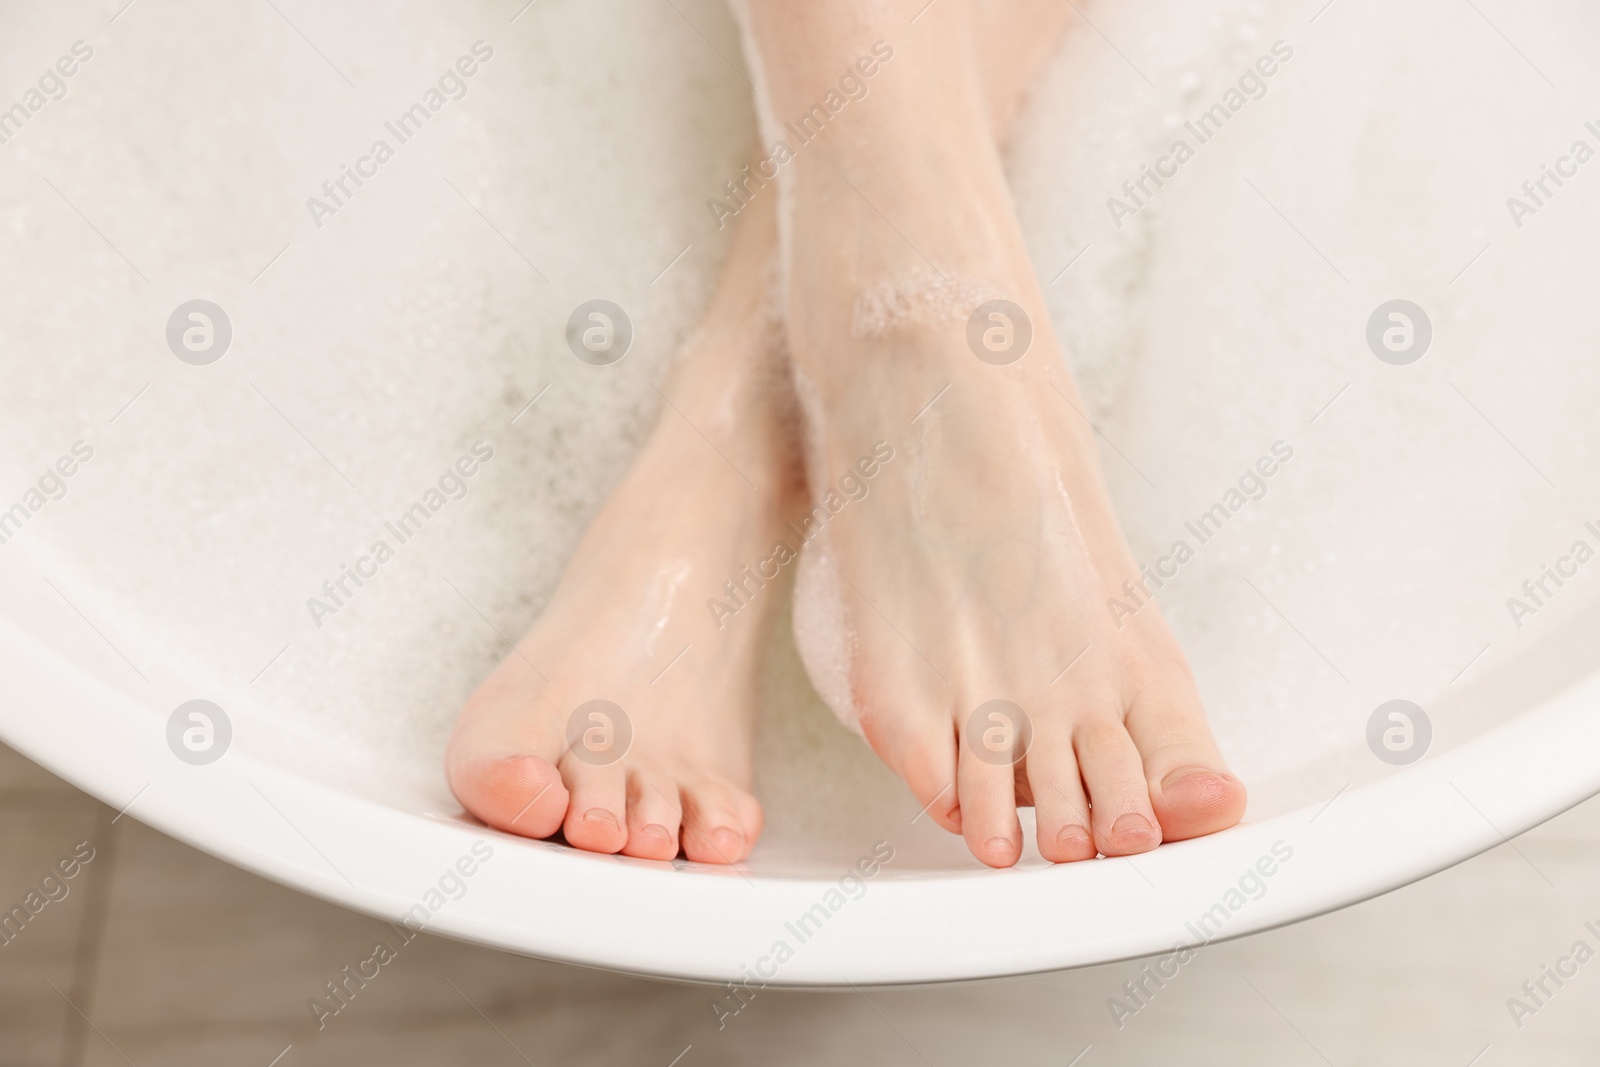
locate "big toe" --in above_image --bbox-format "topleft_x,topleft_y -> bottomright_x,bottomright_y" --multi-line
1151,765 -> 1247,841
1127,680 -> 1247,842
448,752 -> 570,839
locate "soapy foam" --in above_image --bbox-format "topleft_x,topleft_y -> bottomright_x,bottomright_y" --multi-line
851,270 -> 992,339
0,0 -> 1595,844
783,347 -> 864,734
790,528 -> 861,734
728,0 -> 795,301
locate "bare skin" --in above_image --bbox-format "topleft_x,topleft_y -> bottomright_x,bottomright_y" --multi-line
446,194 -> 795,863
445,3 -> 1091,864
740,0 -> 1248,867
448,0 -> 1245,868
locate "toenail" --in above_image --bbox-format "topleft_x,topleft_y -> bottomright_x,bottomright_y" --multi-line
711,828 -> 745,858
1112,813 -> 1154,838
641,823 -> 672,844
1162,766 -> 1230,792
984,836 -> 1015,857
584,808 -> 619,830
1057,826 -> 1092,849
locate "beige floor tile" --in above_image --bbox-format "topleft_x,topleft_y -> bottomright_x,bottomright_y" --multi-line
79,1021 -> 517,1067
0,957 -> 80,1067
0,741 -> 98,807
0,808 -> 107,1067
85,817 -> 638,1052
89,817 -> 453,1034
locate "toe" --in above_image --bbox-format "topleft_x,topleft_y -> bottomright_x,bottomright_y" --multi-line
623,771 -> 681,861
957,711 -> 1024,868
681,780 -> 757,865
447,753 -> 569,840
1154,766 -> 1247,841
1075,713 -> 1161,857
861,701 -> 962,834
1025,733 -> 1095,863
560,761 -> 628,854
1125,680 -> 1247,841
900,730 -> 961,834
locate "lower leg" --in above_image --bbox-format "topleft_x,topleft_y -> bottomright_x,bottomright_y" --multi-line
742,0 -> 1247,866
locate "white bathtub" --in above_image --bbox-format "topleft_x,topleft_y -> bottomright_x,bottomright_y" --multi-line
4,565 -> 1600,985
3,0 -> 1596,986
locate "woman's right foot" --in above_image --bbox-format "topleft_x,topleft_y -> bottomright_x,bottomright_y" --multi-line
445,198 -> 800,864
743,0 -> 1247,867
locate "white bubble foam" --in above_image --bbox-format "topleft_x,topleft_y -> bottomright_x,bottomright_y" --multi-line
851,271 -> 992,339
790,528 -> 861,734
3,0 -> 1596,835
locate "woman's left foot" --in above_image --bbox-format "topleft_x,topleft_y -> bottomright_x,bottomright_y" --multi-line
740,0 -> 1248,867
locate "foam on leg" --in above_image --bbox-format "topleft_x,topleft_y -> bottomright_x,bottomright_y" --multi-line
851,270 -> 994,339
790,526 -> 861,734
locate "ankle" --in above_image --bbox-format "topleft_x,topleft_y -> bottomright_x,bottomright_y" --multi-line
739,1 -> 986,143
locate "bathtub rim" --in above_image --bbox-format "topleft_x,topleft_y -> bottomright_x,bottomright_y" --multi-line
2,606 -> 1597,987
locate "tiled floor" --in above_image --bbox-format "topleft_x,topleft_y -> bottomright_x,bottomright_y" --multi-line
4,741 -> 1599,1066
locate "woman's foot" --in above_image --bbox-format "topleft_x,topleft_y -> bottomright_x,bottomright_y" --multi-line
445,0 -> 1073,863
743,0 -> 1247,866
445,198 -> 801,863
